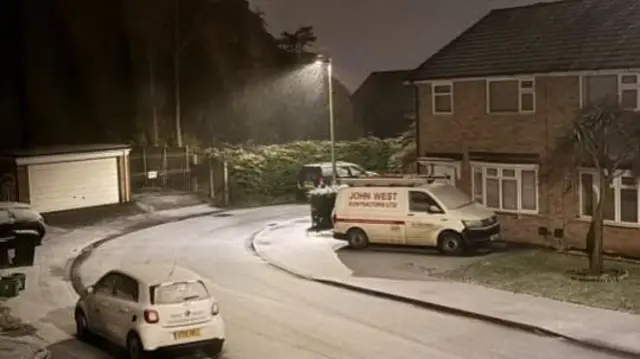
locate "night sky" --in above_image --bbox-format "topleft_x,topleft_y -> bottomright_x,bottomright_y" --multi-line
249,0 -> 556,91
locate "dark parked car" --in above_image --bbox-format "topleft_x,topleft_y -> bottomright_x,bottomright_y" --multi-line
297,161 -> 377,192
0,202 -> 46,245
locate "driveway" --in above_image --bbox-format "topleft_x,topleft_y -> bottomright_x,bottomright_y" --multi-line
336,243 -> 507,281
43,205 -> 620,359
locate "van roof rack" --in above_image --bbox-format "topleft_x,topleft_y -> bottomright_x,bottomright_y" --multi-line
340,175 -> 450,187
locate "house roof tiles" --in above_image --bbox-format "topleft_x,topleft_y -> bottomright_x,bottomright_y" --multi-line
412,0 -> 640,81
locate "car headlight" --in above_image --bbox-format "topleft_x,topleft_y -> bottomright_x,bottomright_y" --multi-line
462,219 -> 483,228
211,302 -> 220,316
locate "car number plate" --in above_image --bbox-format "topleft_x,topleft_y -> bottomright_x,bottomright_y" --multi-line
490,233 -> 500,241
173,328 -> 201,340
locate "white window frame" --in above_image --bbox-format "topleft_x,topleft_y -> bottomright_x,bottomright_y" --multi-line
486,77 -> 536,114
619,74 -> 640,111
471,161 -> 539,215
431,82 -> 453,115
578,169 -> 640,226
579,73 -> 640,111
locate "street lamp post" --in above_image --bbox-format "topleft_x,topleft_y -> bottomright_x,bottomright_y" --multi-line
316,56 -> 337,185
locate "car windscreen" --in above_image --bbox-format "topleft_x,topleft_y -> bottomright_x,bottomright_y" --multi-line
322,165 -> 350,177
427,185 -> 473,210
149,280 -> 210,305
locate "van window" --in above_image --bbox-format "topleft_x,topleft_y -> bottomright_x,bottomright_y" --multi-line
409,191 -> 442,213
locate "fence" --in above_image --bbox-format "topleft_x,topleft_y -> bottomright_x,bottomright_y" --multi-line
129,146 -> 230,206
130,146 -> 192,191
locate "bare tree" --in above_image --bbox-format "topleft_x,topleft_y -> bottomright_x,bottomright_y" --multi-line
560,100 -> 640,274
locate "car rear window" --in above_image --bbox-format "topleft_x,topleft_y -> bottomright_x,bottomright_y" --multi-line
300,166 -> 321,181
149,280 -> 210,305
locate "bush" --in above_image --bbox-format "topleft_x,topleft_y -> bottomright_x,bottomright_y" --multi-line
309,185 -> 346,230
206,137 -> 402,204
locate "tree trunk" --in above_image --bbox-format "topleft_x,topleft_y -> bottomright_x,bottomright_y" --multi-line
148,44 -> 159,146
590,175 -> 607,275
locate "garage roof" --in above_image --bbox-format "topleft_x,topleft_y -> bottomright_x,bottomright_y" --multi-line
1,144 -> 131,158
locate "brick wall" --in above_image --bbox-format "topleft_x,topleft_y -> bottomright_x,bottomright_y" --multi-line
418,75 -> 640,256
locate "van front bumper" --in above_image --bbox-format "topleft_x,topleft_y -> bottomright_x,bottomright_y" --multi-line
461,224 -> 501,245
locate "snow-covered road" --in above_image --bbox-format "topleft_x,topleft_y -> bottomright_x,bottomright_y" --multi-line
47,204 -> 620,359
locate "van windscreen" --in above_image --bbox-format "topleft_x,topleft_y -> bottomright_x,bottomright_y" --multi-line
428,185 -> 473,209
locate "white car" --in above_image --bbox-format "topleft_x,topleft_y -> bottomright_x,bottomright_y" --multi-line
74,263 -> 225,359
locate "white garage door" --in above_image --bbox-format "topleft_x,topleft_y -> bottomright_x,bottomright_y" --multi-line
28,158 -> 120,213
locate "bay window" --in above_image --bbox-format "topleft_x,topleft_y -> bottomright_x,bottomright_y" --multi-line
472,163 -> 538,214
579,171 -> 640,224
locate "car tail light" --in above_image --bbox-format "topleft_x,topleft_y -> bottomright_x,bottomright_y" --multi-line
144,309 -> 159,324
318,177 -> 325,187
211,302 -> 220,316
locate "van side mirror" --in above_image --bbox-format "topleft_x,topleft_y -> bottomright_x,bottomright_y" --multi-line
428,205 -> 443,214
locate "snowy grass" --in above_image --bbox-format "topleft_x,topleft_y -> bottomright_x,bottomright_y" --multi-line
440,249 -> 640,314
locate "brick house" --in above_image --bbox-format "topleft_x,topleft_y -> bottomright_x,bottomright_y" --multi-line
409,0 -> 640,256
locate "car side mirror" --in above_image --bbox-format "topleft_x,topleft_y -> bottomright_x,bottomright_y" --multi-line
428,205 -> 443,214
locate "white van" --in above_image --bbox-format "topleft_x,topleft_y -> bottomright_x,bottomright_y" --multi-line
332,178 -> 500,255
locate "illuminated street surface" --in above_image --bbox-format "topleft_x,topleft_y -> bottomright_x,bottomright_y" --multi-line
47,205 -> 621,358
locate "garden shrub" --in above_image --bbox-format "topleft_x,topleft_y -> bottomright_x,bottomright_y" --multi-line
206,137 -> 402,204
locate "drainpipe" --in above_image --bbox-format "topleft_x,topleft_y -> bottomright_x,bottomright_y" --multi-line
413,83 -> 421,174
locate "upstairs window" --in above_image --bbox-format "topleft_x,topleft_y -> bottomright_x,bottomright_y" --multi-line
582,74 -> 640,111
487,78 -> 535,114
432,82 -> 453,114
582,75 -> 618,107
620,74 -> 640,110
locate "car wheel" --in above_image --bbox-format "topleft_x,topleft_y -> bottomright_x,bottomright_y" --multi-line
204,339 -> 224,357
74,310 -> 91,341
127,334 -> 149,359
37,224 -> 45,240
438,231 -> 465,256
347,228 -> 369,250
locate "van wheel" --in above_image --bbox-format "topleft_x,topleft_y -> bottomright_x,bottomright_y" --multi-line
438,232 -> 465,256
347,228 -> 369,249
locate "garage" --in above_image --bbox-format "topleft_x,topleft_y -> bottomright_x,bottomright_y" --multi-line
0,144 -> 132,213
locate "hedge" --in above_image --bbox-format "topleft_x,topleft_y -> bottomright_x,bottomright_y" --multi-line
206,137 -> 403,203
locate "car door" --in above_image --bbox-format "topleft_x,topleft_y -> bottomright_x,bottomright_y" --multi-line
405,190 -> 447,246
88,272 -> 119,336
108,274 -> 140,346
